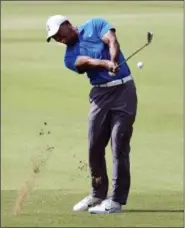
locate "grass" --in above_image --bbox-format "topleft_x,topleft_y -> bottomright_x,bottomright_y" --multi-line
1,1 -> 183,227
2,190 -> 183,227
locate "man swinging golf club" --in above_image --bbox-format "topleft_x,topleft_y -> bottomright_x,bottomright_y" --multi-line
46,15 -> 138,214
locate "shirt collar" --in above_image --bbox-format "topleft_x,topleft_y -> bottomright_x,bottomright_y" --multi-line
77,25 -> 84,35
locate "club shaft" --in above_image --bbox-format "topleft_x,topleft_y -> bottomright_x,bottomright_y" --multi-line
118,42 -> 149,67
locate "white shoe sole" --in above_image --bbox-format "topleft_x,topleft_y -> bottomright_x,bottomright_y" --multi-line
89,208 -> 122,214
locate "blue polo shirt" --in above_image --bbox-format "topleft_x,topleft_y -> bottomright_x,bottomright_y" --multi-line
64,18 -> 131,85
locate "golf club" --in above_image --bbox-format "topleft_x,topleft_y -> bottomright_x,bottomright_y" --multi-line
109,32 -> 153,76
118,31 -> 153,67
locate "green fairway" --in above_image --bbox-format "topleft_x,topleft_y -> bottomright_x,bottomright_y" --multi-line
1,1 -> 183,227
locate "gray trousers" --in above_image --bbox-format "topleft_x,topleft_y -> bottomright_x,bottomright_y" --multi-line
88,80 -> 137,205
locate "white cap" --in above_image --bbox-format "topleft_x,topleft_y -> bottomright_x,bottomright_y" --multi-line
46,15 -> 68,42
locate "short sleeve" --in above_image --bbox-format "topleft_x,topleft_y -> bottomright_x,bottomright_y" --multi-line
64,55 -> 84,74
92,18 -> 116,39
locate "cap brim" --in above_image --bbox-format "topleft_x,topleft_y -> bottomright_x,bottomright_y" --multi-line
46,26 -> 59,43
47,37 -> 52,42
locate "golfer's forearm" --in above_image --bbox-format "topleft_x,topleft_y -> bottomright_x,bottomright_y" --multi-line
76,57 -> 108,71
109,40 -> 120,63
86,58 -> 108,68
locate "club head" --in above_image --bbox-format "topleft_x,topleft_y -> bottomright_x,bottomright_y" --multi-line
147,32 -> 153,44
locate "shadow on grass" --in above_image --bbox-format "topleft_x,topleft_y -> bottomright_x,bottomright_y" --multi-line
124,209 -> 184,213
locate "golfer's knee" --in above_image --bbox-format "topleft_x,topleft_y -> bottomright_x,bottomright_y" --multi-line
112,143 -> 131,158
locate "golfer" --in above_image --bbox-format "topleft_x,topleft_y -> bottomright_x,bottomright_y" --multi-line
46,15 -> 137,214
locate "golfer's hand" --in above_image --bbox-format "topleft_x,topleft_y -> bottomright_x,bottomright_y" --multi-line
112,62 -> 120,73
105,61 -> 119,73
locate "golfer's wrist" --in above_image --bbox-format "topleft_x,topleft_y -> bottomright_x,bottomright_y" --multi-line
101,60 -> 110,70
